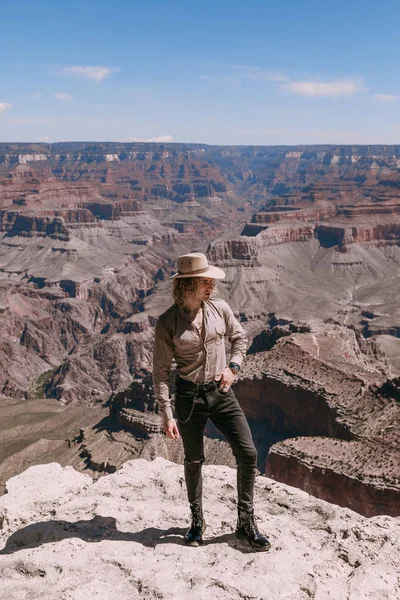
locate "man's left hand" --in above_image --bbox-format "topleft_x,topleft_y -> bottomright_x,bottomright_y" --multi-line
215,367 -> 236,392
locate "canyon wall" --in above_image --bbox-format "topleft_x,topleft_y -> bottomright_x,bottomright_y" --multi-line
236,334 -> 400,517
1,142 -> 400,518
266,441 -> 399,518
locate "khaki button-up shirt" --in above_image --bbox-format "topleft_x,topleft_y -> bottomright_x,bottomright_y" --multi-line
152,298 -> 247,424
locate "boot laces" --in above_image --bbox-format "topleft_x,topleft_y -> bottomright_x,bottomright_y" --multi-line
247,513 -> 260,536
239,510 -> 260,536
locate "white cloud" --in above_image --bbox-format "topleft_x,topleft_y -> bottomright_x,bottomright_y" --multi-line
54,92 -> 73,101
0,102 -> 12,115
123,135 -> 173,143
147,135 -> 173,143
374,94 -> 399,103
282,78 -> 365,97
63,66 -> 116,82
37,136 -> 50,142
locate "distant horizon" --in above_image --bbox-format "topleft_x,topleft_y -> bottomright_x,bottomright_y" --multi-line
1,140 -> 400,149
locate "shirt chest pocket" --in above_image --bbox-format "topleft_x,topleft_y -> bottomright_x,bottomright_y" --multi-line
215,327 -> 225,344
173,330 -> 200,349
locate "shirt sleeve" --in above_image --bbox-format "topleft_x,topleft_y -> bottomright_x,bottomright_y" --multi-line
152,318 -> 175,424
223,302 -> 247,367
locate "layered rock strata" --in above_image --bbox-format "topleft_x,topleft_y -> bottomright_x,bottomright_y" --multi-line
1,142 -> 400,521
238,330 -> 400,517
267,438 -> 399,518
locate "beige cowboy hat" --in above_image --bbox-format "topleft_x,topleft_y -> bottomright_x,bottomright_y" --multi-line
169,252 -> 225,279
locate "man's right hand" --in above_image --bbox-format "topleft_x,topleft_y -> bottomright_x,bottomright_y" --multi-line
165,418 -> 180,439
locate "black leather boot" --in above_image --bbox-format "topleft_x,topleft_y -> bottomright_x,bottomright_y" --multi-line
236,509 -> 271,551
184,505 -> 206,546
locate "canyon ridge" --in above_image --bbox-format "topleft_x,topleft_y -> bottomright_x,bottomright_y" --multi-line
0,142 -> 399,518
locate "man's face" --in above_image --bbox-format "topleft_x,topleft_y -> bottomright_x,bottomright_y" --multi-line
194,277 -> 215,302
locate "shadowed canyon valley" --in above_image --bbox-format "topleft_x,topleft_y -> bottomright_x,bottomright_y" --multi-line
0,142 -> 399,518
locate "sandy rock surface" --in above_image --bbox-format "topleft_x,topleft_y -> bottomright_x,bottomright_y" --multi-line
0,458 -> 399,600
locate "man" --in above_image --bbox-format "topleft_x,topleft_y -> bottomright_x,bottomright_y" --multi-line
152,252 -> 270,551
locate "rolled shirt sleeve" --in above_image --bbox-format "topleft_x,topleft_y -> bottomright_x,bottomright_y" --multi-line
152,319 -> 175,424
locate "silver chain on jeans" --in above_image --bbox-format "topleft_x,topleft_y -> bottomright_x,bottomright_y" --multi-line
175,394 -> 197,424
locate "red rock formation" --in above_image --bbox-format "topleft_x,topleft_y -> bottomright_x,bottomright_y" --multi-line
237,334 -> 400,517
315,222 -> 400,247
266,439 -> 399,517
337,202 -> 400,217
251,206 -> 336,224
257,224 -> 315,245
207,239 -> 261,266
0,213 -> 70,240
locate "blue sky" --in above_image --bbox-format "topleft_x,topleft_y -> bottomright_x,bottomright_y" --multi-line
0,0 -> 399,145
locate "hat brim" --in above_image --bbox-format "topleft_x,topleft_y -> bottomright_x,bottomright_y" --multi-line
169,265 -> 226,280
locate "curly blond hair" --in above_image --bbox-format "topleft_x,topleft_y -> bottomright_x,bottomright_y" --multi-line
173,277 -> 216,305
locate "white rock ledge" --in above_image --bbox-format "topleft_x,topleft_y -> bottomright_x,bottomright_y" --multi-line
0,458 -> 399,600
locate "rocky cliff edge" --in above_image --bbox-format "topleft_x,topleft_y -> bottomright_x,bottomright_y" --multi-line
0,459 -> 399,600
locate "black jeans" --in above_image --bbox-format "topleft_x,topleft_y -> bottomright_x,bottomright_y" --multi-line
175,377 -> 257,513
